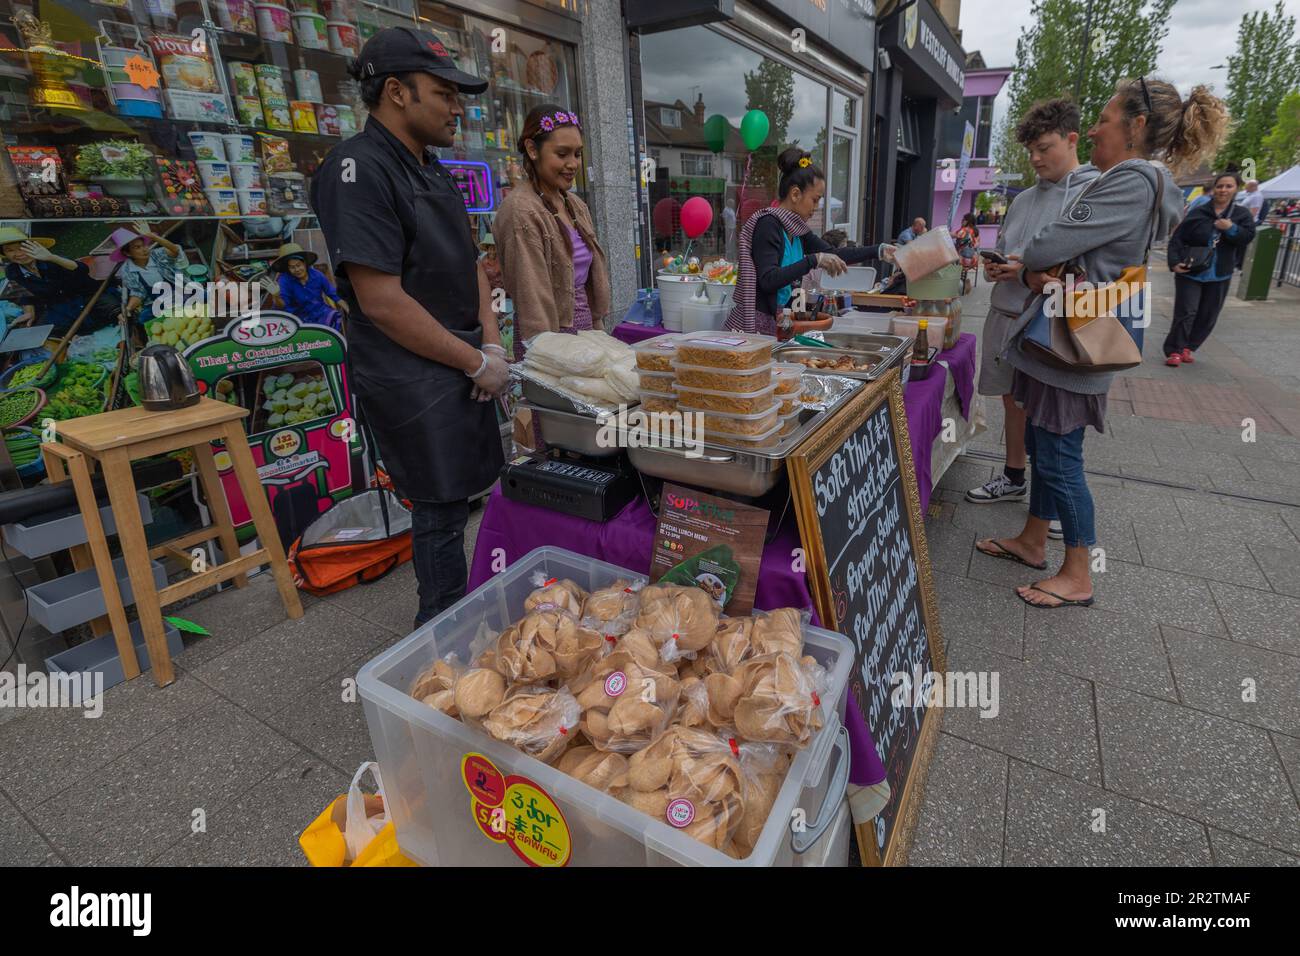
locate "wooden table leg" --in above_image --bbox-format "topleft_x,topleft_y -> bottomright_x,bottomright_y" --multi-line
100,448 -> 175,686
45,444 -> 141,680
192,440 -> 247,590
220,423 -> 303,620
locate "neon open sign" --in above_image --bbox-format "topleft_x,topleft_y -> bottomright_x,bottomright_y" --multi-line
444,160 -> 495,213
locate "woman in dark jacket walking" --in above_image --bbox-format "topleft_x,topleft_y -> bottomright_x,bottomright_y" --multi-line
726,148 -> 894,334
1163,171 -> 1256,366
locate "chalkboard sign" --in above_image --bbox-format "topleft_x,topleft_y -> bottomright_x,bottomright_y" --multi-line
788,371 -> 946,866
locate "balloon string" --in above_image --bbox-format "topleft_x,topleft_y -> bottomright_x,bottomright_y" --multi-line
739,153 -> 752,221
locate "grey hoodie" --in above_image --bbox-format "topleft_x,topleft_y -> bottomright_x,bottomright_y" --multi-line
1003,159 -> 1183,395
991,163 -> 1100,316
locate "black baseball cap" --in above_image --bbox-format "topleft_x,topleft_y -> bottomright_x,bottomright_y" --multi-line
354,27 -> 488,94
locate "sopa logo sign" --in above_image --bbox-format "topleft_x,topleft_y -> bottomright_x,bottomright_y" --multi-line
232,315 -> 297,345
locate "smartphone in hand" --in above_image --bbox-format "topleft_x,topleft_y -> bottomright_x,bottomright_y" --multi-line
978,249 -> 1008,264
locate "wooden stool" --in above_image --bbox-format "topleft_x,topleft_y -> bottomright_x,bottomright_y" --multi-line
42,398 -> 303,687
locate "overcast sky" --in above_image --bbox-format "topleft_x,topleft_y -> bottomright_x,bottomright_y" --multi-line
960,0 -> 1288,135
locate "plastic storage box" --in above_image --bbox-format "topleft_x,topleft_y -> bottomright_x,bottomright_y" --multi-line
45,619 -> 183,690
27,557 -> 167,634
2,493 -> 152,560
632,334 -> 682,371
358,546 -> 853,867
675,331 -> 773,369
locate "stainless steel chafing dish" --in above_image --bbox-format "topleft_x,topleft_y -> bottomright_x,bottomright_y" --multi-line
621,375 -> 864,497
773,333 -> 911,382
519,402 -> 623,458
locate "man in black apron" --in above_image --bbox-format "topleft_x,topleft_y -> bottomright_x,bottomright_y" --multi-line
312,27 -> 507,627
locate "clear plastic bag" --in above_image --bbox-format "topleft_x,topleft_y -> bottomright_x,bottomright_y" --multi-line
733,741 -> 794,858
579,578 -> 642,639
409,653 -> 464,716
633,584 -> 720,663
494,607 -> 603,684
730,652 -> 829,747
571,650 -> 681,753
480,684 -> 580,764
524,574 -> 588,616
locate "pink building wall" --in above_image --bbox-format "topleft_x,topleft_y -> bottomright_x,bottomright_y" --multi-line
932,67 -> 1013,242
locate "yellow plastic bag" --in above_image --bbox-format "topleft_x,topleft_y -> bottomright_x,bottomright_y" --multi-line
299,762 -> 417,867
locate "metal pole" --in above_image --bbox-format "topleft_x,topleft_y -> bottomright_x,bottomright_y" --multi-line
1075,0 -> 1096,100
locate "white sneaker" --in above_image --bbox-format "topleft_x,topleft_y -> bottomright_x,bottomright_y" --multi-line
1048,520 -> 1064,540
966,473 -> 1028,504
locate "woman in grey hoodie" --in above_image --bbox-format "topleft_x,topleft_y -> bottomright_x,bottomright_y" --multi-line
976,78 -> 1229,609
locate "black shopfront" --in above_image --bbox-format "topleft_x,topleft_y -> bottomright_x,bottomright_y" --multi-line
869,0 -> 965,244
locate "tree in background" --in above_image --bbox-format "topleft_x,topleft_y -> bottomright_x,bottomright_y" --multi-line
992,0 -> 1175,184
1260,91 -> 1300,179
1215,2 -> 1300,177
743,60 -> 795,202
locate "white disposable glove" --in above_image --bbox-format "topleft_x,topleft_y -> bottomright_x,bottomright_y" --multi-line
878,243 -> 898,263
468,350 -> 509,396
815,252 -> 847,276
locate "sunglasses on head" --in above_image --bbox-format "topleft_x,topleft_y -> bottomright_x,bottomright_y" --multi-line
1137,76 -> 1153,113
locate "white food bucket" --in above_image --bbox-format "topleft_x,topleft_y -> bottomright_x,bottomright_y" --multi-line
703,280 -> 734,309
655,272 -> 704,333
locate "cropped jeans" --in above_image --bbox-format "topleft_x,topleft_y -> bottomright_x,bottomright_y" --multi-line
1025,424 -> 1097,548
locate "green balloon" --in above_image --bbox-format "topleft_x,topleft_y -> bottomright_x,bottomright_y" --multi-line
703,114 -> 730,154
740,110 -> 770,151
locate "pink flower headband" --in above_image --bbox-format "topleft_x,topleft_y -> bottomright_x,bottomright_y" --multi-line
538,110 -> 580,132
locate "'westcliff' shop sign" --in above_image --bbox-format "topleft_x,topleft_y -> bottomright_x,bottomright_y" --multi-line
917,15 -> 964,90
886,0 -> 965,106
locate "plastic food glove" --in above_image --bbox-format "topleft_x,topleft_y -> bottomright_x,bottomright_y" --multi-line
482,343 -> 508,359
878,243 -> 898,263
469,351 -> 510,396
815,253 -> 848,276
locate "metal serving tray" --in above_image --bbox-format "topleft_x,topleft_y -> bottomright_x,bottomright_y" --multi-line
520,402 -> 622,458
622,375 -> 863,497
812,331 -> 912,360
772,345 -> 893,382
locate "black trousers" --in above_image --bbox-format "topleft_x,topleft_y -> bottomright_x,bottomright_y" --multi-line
1164,275 -> 1230,356
411,498 -> 471,629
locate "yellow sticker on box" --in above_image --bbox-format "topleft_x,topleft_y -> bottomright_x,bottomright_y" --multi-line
461,752 -> 571,866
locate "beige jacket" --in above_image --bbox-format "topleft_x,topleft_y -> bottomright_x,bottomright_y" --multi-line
494,184 -> 612,341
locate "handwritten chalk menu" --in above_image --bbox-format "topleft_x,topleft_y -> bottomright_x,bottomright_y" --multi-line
788,373 -> 945,865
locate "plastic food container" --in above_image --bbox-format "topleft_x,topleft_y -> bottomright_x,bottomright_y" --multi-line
773,362 -> 803,396
779,396 -> 800,416
222,133 -> 257,164
230,161 -> 262,188
255,2 -> 293,42
327,20 -> 359,55
217,0 -> 258,34
675,331 -> 773,369
673,381 -> 777,415
292,11 -> 328,48
636,368 -> 674,392
204,188 -> 240,216
195,160 -> 233,188
292,68 -> 323,103
703,419 -> 784,450
778,408 -> 801,436
187,131 -> 226,161
655,273 -> 704,332
678,401 -> 780,436
236,188 -> 267,215
638,388 -> 676,414
892,226 -> 959,282
672,360 -> 773,394
632,334 -> 682,371
890,316 -> 947,351
356,546 -> 853,867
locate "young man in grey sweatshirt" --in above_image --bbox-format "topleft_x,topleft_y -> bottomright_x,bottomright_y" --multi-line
968,100 -> 1098,508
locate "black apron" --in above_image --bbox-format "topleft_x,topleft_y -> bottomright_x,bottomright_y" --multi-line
347,152 -> 503,503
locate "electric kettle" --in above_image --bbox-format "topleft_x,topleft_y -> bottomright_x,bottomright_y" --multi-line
138,344 -> 200,411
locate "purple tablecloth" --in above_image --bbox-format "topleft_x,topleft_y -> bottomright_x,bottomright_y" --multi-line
467,487 -> 887,787
902,332 -> 977,514
611,321 -> 667,346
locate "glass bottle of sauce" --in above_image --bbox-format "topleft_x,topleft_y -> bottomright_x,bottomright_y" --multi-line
912,318 -> 930,363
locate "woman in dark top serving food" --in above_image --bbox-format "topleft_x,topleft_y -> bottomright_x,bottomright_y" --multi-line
725,147 -> 895,335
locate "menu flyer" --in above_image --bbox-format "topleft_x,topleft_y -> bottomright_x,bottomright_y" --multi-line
651,483 -> 769,615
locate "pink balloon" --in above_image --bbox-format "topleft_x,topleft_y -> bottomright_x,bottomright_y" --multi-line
680,196 -> 714,239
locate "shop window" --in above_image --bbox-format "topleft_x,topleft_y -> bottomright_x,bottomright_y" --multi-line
679,152 -> 713,176
640,25 -> 831,261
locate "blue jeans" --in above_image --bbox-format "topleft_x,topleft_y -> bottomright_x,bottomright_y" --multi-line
1025,424 -> 1096,547
411,499 -> 471,628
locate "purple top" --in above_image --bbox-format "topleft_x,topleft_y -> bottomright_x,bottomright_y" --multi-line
569,226 -> 594,331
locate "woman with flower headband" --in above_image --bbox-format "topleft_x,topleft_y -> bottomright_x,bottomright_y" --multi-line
726,147 -> 895,335
494,103 -> 611,361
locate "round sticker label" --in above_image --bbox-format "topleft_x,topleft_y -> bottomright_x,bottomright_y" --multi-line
461,752 -> 505,807
666,798 -> 695,828
604,671 -> 627,697
269,428 -> 301,457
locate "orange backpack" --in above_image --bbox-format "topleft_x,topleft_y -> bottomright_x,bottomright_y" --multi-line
288,489 -> 413,596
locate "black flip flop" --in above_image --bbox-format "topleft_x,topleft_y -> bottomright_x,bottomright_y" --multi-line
1018,583 -> 1095,609
976,539 -> 1048,571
